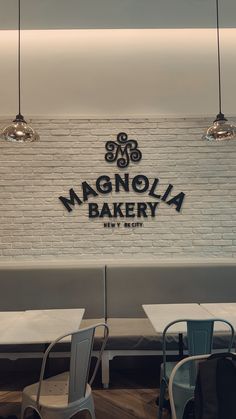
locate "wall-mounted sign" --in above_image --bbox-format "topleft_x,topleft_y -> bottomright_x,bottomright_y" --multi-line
105,132 -> 142,168
59,133 -> 185,228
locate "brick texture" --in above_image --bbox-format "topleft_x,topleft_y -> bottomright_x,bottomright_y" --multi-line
0,116 -> 235,260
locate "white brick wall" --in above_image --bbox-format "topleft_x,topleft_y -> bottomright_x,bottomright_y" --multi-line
0,116 -> 236,261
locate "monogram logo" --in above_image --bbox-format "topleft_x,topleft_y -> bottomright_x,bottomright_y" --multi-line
105,132 -> 142,168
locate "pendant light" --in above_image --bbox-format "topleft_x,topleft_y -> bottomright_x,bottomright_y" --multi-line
202,0 -> 236,142
0,0 -> 39,143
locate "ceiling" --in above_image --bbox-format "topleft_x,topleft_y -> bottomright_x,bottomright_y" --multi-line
0,1 -> 235,118
0,0 -> 236,30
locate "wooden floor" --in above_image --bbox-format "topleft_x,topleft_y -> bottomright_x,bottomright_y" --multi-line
0,357 -> 169,419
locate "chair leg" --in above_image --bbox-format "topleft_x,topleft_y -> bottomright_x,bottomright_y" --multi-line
158,379 -> 167,419
21,403 -> 28,419
89,408 -> 96,419
21,406 -> 41,419
80,407 -> 96,419
88,395 -> 96,419
175,395 -> 194,419
101,351 -> 110,389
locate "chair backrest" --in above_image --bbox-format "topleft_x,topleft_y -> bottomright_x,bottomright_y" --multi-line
168,354 -> 211,419
162,318 -> 234,378
187,320 -> 214,356
36,323 -> 109,407
69,326 -> 95,402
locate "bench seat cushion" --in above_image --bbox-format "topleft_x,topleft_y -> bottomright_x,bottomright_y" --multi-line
105,318 -> 234,352
0,322 -> 231,356
106,318 -> 163,350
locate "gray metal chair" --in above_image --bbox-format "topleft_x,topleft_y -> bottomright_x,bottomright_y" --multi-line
168,354 -> 211,419
159,318 -> 234,419
21,323 -> 109,419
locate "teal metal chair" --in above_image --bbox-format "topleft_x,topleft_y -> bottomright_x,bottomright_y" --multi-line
21,323 -> 109,419
158,318 -> 234,419
168,354 -> 211,419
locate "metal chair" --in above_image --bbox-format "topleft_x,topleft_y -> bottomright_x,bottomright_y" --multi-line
159,318 -> 234,419
21,323 -> 109,419
168,354 -> 211,419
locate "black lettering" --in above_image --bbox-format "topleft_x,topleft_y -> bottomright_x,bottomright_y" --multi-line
137,202 -> 148,217
59,188 -> 82,212
149,178 -> 161,199
125,203 -> 135,218
82,181 -> 98,201
96,176 -> 112,194
113,203 -> 124,217
89,203 -> 99,218
132,175 -> 149,193
115,173 -> 129,192
167,192 -> 185,212
147,202 -> 159,217
100,203 -> 112,218
161,184 -> 173,202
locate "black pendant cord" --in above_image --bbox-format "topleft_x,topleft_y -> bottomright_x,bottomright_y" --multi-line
216,0 -> 223,118
14,0 -> 25,122
18,0 -> 21,117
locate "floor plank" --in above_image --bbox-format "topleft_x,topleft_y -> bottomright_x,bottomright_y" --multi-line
0,389 -> 164,419
93,388 -> 158,419
0,358 -> 169,419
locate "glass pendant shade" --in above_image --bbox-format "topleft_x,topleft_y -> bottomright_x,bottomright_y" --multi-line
203,0 -> 236,142
0,0 -> 39,143
202,113 -> 236,142
0,114 -> 39,143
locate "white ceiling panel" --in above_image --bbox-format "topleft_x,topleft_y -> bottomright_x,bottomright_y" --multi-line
0,28 -> 235,117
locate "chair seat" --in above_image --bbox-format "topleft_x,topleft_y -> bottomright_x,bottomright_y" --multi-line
161,361 -> 195,389
24,372 -> 69,408
160,361 -> 177,382
23,371 -> 91,409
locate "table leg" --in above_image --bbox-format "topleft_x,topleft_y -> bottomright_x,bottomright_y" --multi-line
178,333 -> 184,359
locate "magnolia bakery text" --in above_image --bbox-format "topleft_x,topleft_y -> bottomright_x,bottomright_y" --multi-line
59,173 -> 185,218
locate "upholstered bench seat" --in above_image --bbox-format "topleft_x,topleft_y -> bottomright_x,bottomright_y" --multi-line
0,259 -> 236,389
106,319 -> 234,351
101,260 -> 236,387
0,261 -> 105,362
106,318 -> 160,351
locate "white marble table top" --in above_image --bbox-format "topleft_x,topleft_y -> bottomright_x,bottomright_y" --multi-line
201,303 -> 236,329
0,308 -> 85,344
142,303 -> 229,333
